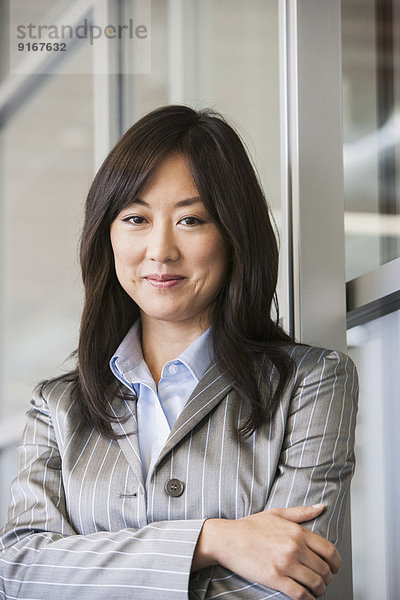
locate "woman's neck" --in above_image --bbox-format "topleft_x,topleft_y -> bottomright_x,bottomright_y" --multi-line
140,316 -> 209,385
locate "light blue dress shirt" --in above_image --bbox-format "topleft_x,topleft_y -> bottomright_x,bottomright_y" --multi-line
110,320 -> 214,483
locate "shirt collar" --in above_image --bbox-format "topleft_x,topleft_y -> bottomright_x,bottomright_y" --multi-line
175,326 -> 213,382
110,319 -> 214,385
111,319 -> 143,376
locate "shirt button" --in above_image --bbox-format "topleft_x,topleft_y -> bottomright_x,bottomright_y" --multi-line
168,363 -> 178,375
164,478 -> 185,497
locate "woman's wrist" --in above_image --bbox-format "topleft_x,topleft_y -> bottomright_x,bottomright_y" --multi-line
191,518 -> 226,572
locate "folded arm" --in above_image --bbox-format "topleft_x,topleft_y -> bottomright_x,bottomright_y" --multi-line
190,349 -> 359,600
0,390 -> 205,600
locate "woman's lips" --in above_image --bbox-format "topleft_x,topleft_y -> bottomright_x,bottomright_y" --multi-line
145,274 -> 185,289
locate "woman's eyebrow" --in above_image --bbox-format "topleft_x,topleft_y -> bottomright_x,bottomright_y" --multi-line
175,196 -> 203,208
130,196 -> 203,208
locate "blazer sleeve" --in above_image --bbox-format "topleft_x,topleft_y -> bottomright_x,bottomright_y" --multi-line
0,388 -> 206,600
265,349 -> 359,543
190,348 -> 359,600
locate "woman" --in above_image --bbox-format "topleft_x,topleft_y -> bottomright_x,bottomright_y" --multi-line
0,105 -> 358,600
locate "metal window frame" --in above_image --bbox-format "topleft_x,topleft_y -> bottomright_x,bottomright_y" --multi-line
280,2 -> 353,598
281,0 -> 347,352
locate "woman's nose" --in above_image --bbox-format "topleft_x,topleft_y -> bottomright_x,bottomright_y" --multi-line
146,223 -> 180,263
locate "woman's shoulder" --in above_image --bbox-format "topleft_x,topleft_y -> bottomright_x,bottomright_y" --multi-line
31,374 -> 77,412
276,342 -> 358,387
281,341 -> 354,363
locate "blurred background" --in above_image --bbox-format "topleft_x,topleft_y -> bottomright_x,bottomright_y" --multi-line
0,1 -> 399,599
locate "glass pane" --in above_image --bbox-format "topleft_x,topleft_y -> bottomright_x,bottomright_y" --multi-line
0,44 -> 93,419
342,0 -> 400,281
120,0 -> 288,324
347,310 -> 400,600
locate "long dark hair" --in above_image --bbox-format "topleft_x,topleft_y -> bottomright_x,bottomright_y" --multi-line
55,105 -> 295,438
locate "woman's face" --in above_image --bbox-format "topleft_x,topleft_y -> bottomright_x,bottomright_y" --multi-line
110,153 -> 229,332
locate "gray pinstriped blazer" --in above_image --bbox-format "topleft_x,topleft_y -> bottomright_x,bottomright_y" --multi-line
0,344 -> 358,599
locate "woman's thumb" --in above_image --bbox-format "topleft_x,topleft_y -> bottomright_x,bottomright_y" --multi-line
271,503 -> 325,523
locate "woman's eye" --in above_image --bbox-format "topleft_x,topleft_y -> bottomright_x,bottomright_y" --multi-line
180,216 -> 205,226
124,216 -> 146,225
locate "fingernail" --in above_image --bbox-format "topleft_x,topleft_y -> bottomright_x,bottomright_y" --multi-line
311,503 -> 325,508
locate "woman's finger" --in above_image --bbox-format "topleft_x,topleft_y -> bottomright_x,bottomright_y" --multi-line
270,504 -> 325,524
277,575 -> 317,600
299,546 -> 333,586
290,563 -> 327,598
305,529 -> 341,573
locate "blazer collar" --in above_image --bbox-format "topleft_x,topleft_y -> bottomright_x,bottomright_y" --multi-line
110,361 -> 234,483
109,385 -> 144,485
152,360 -> 233,472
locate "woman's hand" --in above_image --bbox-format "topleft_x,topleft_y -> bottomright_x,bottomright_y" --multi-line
192,504 -> 341,600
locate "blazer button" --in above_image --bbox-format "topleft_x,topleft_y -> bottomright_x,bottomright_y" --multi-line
164,478 -> 185,497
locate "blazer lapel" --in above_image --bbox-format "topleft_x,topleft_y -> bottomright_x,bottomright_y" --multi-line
109,389 -> 144,486
153,361 -> 234,471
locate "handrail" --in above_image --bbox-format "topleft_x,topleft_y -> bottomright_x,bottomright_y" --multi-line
0,0 -> 94,125
346,257 -> 400,328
